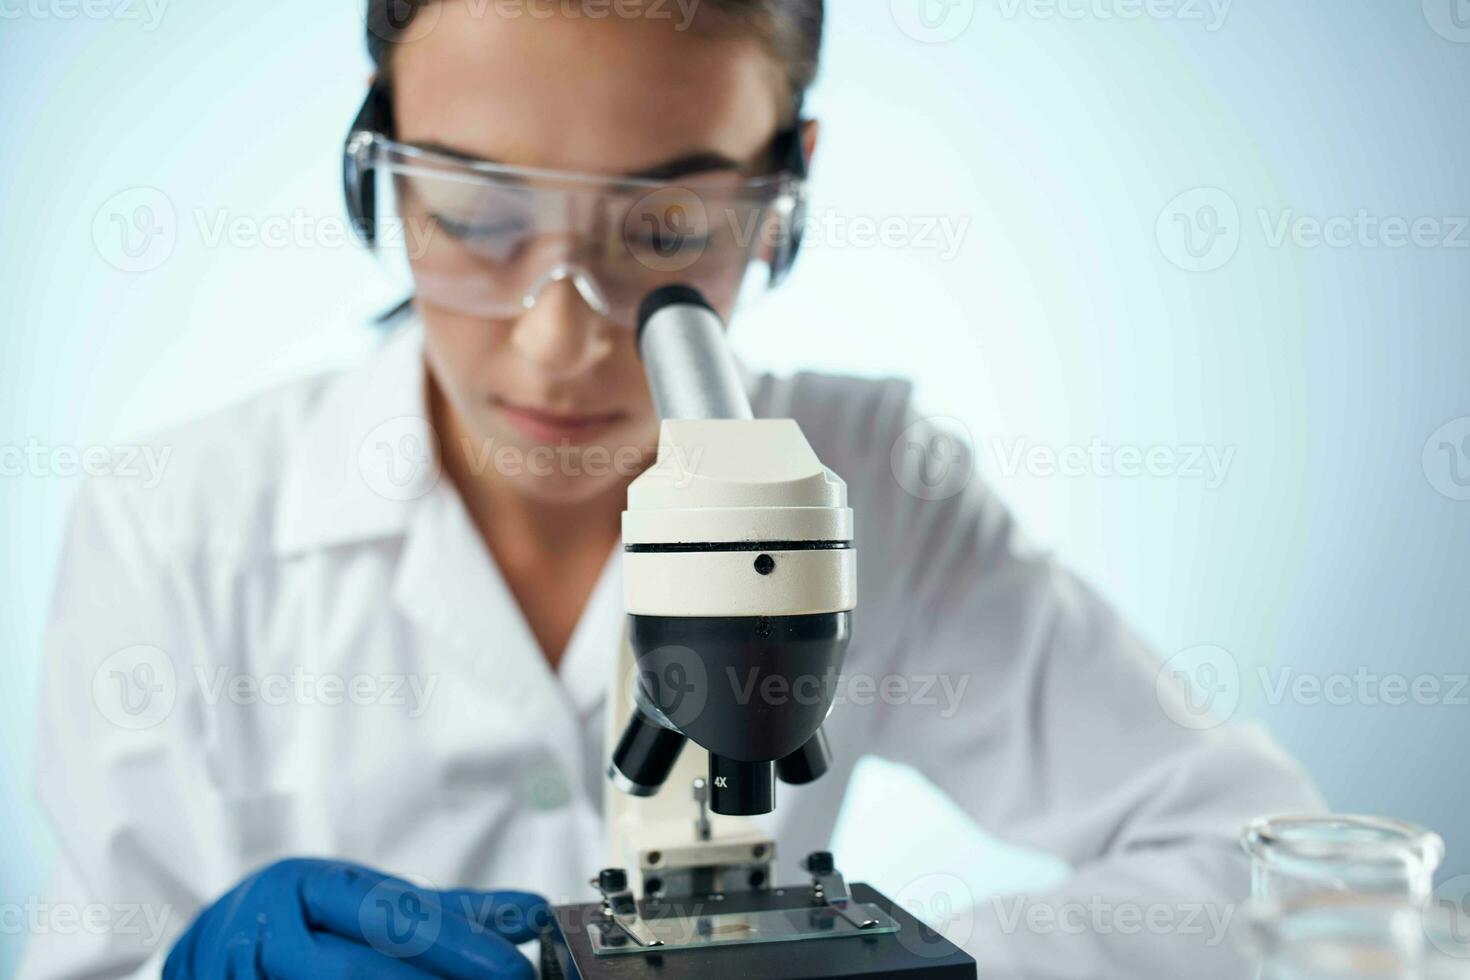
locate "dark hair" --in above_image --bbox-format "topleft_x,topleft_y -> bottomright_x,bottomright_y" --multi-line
365,0 -> 824,106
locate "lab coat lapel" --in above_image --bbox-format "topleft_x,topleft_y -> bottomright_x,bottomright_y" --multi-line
556,546 -> 622,719
391,479 -> 590,789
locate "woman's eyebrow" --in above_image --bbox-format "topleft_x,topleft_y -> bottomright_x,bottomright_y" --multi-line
624,152 -> 745,181
410,141 -> 743,180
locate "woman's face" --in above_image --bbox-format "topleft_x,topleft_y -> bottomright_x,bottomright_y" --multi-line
390,2 -> 789,503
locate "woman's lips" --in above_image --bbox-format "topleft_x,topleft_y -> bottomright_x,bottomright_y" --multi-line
492,397 -> 627,444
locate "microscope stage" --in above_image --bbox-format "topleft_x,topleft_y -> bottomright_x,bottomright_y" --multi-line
543,882 -> 976,979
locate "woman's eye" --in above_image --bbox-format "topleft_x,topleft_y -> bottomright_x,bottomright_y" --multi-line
627,218 -> 712,254
429,212 -> 529,243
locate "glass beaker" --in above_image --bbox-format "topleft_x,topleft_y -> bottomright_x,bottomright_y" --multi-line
1244,893 -> 1470,980
1244,815 -> 1446,906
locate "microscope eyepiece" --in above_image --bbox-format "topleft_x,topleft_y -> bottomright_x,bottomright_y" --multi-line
636,283 -> 715,346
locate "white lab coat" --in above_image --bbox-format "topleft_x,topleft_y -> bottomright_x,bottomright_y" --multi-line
23,325 -> 1321,979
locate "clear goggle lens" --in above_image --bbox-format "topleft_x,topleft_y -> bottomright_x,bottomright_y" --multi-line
357,137 -> 803,328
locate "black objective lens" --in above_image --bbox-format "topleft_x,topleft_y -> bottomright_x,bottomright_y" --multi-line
709,754 -> 776,815
609,709 -> 687,796
776,727 -> 831,785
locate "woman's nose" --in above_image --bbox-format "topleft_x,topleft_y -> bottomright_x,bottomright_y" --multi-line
508,275 -> 613,378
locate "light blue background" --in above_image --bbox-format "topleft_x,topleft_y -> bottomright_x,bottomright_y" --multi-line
3,1 -> 1468,974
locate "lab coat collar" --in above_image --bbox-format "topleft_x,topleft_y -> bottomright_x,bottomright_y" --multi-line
273,325 -> 438,556
272,322 -> 617,717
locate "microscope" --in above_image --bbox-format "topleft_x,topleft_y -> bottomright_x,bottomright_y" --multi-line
540,286 -> 976,979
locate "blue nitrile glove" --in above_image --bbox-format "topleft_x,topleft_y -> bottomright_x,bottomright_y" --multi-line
164,858 -> 548,980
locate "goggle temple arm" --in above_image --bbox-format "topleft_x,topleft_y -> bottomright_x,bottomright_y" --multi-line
344,81 -> 395,250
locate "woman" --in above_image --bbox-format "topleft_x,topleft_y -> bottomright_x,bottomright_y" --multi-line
24,1 -> 1320,977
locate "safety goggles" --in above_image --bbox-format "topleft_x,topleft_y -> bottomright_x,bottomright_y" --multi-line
344,128 -> 808,329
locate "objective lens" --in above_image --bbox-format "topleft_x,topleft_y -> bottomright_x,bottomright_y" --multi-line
708,754 -> 776,816
609,709 -> 687,797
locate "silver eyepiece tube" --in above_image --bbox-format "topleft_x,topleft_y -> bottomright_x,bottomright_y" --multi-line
636,285 -> 754,422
